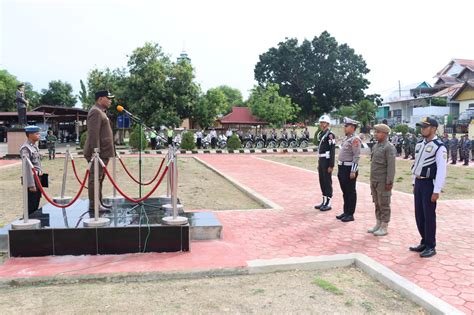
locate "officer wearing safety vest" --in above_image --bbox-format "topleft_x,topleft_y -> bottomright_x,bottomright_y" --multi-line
314,115 -> 336,211
409,117 -> 447,258
336,117 -> 361,222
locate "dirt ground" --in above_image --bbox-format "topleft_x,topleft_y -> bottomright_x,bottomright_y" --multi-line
0,156 -> 262,226
0,267 -> 426,314
262,153 -> 474,200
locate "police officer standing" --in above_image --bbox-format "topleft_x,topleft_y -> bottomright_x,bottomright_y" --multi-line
314,115 -> 336,211
368,124 -> 396,236
336,117 -> 361,222
410,134 -> 417,159
16,83 -> 29,126
450,134 -> 458,164
403,133 -> 411,159
441,133 -> 450,162
20,126 -> 43,215
410,117 -> 447,258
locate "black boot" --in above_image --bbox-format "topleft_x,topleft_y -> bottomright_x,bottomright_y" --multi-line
314,196 -> 326,209
320,197 -> 332,211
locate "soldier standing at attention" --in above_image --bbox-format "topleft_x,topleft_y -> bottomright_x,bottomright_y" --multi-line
20,126 -> 43,215
368,124 -> 396,236
314,115 -> 336,211
336,117 -> 361,222
462,134 -> 471,166
459,135 -> 465,163
403,133 -> 411,159
410,117 -> 447,258
450,134 -> 458,164
441,133 -> 450,162
46,130 -> 57,160
410,134 -> 417,159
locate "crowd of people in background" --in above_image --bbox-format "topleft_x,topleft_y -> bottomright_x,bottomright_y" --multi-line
369,131 -> 473,166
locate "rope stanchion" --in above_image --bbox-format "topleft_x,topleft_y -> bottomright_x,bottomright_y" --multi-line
102,159 -> 169,203
118,156 -> 165,186
71,159 -> 88,189
32,165 -> 90,209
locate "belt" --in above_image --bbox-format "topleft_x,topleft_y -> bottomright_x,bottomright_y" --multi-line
416,176 -> 429,179
318,151 -> 330,159
338,161 -> 352,166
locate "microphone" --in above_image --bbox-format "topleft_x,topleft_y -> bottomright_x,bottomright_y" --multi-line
117,105 -> 140,121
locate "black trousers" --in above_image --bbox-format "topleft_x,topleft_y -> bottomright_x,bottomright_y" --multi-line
28,182 -> 42,215
150,138 -> 157,149
337,165 -> 358,216
318,158 -> 333,198
197,138 -> 202,149
414,179 -> 437,249
211,137 -> 217,149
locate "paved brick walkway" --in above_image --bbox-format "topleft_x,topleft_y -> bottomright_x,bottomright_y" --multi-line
0,154 -> 473,313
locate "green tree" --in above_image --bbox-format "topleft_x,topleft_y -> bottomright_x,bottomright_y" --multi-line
332,105 -> 355,122
180,131 -> 195,150
85,67 -> 127,110
129,124 -> 148,150
247,83 -> 300,126
192,89 -> 226,129
393,124 -> 409,135
226,134 -> 241,150
78,79 -> 89,109
126,42 -> 200,128
215,85 -> 243,113
40,80 -> 77,107
254,31 -> 370,120
353,99 -> 377,130
0,70 -> 20,111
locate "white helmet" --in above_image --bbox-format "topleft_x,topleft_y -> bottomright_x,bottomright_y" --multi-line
318,115 -> 331,124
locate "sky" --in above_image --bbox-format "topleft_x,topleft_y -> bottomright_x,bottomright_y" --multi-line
1,0 -> 473,105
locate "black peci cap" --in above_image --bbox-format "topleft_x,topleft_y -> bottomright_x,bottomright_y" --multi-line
94,90 -> 115,100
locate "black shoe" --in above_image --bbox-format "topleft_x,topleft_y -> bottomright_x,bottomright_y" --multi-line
320,205 -> 332,211
314,202 -> 324,210
336,213 -> 345,220
409,244 -> 426,252
420,248 -> 436,258
341,215 -> 354,222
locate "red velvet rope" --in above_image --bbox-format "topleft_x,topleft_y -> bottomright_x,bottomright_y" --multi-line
32,167 -> 90,208
71,159 -> 88,189
103,164 -> 169,203
118,157 -> 165,186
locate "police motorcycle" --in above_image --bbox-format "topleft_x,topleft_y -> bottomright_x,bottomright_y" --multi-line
288,131 -> 299,148
297,134 -> 309,148
266,133 -> 278,148
218,134 -> 227,149
202,134 -> 211,149
254,134 -> 266,149
278,135 -> 288,148
242,133 -> 255,149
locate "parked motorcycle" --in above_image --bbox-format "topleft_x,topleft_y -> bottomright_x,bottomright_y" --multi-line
218,135 -> 227,149
242,134 -> 254,148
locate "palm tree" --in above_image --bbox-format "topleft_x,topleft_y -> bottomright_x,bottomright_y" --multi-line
332,105 -> 355,124
353,99 -> 377,132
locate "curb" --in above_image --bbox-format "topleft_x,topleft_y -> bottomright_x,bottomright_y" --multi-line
0,254 -> 460,314
193,156 -> 283,210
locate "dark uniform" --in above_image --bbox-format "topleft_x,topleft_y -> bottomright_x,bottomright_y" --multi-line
403,134 -> 411,159
461,135 -> 471,165
16,85 -> 28,126
449,135 -> 458,164
315,126 -> 336,211
20,126 -> 43,215
441,135 -> 450,162
410,117 -> 447,258
336,117 -> 361,222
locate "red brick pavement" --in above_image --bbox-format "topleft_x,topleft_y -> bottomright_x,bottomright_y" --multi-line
0,154 -> 472,313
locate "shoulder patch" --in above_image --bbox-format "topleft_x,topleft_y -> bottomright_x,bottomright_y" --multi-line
329,134 -> 334,140
352,138 -> 360,146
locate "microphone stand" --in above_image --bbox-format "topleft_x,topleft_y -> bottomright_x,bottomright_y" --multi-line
123,113 -> 162,215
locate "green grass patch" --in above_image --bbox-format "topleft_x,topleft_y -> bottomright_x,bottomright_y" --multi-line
251,288 -> 265,295
361,301 -> 374,312
396,176 -> 404,182
312,278 -> 343,295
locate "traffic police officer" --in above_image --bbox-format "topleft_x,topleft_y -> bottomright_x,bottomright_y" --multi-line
449,134 -> 458,164
368,124 -> 396,236
314,115 -> 336,211
410,117 -> 447,258
336,117 -> 361,222
20,125 -> 43,215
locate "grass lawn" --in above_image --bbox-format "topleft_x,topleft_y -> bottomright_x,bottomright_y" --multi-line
0,156 -> 262,226
262,153 -> 474,200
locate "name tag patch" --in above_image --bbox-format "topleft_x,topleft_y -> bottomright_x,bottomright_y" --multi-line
425,146 -> 433,153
